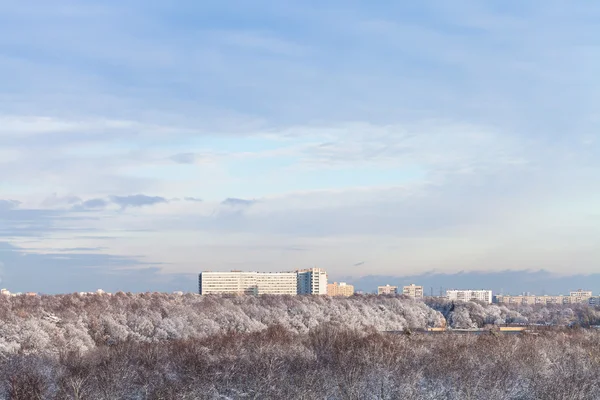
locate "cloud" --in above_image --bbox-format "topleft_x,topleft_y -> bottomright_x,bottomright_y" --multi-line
109,195 -> 169,208
221,198 -> 257,207
41,194 -> 82,208
0,199 -> 21,211
72,198 -> 110,211
0,242 -> 193,294
0,206 -> 94,238
0,0 -> 599,292
169,153 -> 197,164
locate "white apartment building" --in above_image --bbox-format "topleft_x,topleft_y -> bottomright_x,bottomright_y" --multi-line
570,289 -> 593,303
447,289 -> 493,304
199,271 -> 297,295
378,285 -> 398,295
256,272 -> 298,295
297,268 -> 328,295
403,284 -> 424,299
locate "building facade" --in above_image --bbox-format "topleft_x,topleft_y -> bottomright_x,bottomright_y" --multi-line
570,290 -> 593,303
199,271 -> 297,295
378,285 -> 398,295
447,289 -> 493,304
297,268 -> 328,295
403,284 -> 424,299
495,290 -> 593,305
327,282 -> 354,297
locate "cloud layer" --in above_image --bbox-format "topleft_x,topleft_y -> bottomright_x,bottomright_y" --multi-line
0,1 -> 599,293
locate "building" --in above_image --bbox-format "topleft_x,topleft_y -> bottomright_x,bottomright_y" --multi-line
495,291 -> 594,305
327,282 -> 354,297
199,271 -> 297,295
495,294 -> 542,305
297,268 -> 328,295
447,289 -> 492,304
570,289 -> 593,303
257,273 -> 299,295
403,284 -> 424,299
378,285 -> 398,295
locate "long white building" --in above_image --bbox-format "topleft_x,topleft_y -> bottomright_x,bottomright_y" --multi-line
297,268 -> 328,295
199,271 -> 297,295
446,289 -> 493,304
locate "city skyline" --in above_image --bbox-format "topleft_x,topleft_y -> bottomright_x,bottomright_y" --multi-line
1,1 -> 600,293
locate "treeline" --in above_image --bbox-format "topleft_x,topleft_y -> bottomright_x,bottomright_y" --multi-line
0,293 -> 443,355
427,298 -> 600,329
1,293 -> 600,357
1,325 -> 599,399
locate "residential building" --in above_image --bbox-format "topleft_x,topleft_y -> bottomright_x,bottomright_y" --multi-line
199,271 -> 297,295
297,268 -> 328,295
570,289 -> 593,303
327,282 -> 354,297
447,289 -> 493,304
1,289 -> 10,296
403,284 -> 424,299
378,285 -> 398,295
495,291 -> 594,305
256,272 -> 298,295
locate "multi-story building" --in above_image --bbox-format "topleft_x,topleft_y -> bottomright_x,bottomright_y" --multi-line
403,284 -> 424,299
256,272 -> 299,295
199,271 -> 297,295
495,291 -> 594,305
297,268 -> 328,295
447,289 -> 492,304
327,282 -> 354,297
570,289 -> 593,303
589,296 -> 600,306
378,285 -> 398,295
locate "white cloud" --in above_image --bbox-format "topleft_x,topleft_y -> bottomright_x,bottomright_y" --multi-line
1,1 -> 599,291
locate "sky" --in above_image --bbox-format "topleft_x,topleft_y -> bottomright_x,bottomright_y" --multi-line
0,1 -> 599,294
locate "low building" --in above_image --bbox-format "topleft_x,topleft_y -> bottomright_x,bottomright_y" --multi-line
403,284 -> 424,299
327,282 -> 354,297
495,291 -> 594,305
447,289 -> 492,304
378,285 -> 398,295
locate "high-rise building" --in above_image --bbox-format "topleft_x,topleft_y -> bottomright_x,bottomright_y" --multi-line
378,285 -> 398,295
297,268 -> 328,295
327,282 -> 354,297
402,284 -> 424,299
446,289 -> 492,304
199,271 -> 297,295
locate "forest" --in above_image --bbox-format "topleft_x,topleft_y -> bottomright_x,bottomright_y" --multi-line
1,293 -> 599,399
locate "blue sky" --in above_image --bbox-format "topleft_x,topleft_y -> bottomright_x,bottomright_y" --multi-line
0,1 -> 599,294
